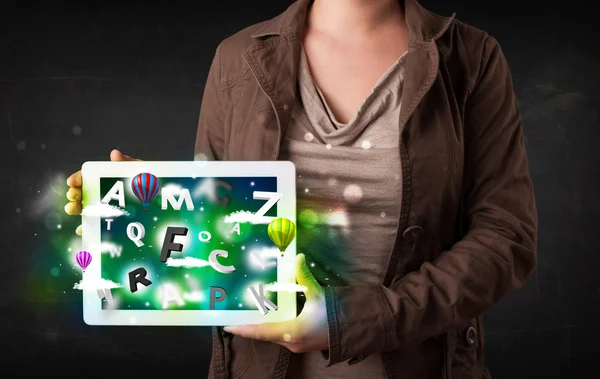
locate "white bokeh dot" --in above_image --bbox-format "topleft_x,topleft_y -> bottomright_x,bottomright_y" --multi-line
72,125 -> 82,135
304,132 -> 314,142
380,212 -> 386,217
343,184 -> 363,204
361,140 -> 372,149
325,144 -> 332,150
16,141 -> 26,151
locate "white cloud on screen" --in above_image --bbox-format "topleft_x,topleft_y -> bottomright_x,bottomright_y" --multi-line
222,210 -> 272,224
73,278 -> 122,290
165,257 -> 211,268
264,282 -> 307,293
81,203 -> 129,218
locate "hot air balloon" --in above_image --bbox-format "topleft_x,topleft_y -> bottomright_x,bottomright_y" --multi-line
76,250 -> 92,272
268,218 -> 296,256
131,173 -> 160,211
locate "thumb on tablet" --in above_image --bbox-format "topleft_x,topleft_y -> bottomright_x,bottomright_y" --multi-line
110,149 -> 142,162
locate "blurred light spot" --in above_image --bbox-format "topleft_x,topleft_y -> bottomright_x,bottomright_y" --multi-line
343,184 -> 363,203
44,212 -> 62,231
380,212 -> 386,217
153,217 -> 158,221
361,140 -> 372,149
50,267 -> 60,277
16,141 -> 26,150
299,209 -> 318,229
327,210 -> 349,227
250,181 -> 255,186
72,125 -> 82,135
325,144 -> 332,150
15,208 -> 21,214
283,333 -> 292,342
304,132 -> 314,142
304,188 -> 309,193
41,143 -> 46,149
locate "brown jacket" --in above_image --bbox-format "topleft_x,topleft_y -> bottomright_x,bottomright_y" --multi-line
194,0 -> 538,378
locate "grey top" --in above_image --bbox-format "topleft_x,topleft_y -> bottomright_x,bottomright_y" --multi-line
280,46 -> 407,379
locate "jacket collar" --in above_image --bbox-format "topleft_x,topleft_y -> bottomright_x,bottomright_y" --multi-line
250,0 -> 455,43
241,0 -> 455,161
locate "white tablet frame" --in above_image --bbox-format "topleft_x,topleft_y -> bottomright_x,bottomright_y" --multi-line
81,161 -> 296,326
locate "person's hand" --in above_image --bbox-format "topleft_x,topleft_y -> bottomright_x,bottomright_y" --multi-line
224,254 -> 329,354
64,149 -> 141,236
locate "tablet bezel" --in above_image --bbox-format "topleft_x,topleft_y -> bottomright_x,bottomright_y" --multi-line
81,160 -> 296,326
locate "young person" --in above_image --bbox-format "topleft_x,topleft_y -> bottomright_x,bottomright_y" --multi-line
65,1 -> 538,378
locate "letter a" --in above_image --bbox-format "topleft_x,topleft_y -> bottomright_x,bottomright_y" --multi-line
229,223 -> 241,235
162,284 -> 185,309
101,181 -> 125,207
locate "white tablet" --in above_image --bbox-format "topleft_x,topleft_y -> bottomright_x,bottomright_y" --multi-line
80,161 -> 297,326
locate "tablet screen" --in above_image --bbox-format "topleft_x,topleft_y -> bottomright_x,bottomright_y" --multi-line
80,161 -> 296,325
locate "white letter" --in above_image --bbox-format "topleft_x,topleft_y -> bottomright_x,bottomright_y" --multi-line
229,223 -> 240,235
97,288 -> 114,304
109,245 -> 122,258
247,284 -> 277,315
209,249 -> 235,274
161,188 -> 194,211
105,219 -> 113,230
253,191 -> 282,223
127,222 -> 145,247
161,283 -> 185,309
101,181 -> 125,207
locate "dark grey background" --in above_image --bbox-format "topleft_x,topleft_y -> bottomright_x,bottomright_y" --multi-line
2,0 -> 598,377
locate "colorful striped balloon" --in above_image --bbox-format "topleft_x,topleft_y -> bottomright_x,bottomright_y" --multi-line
76,250 -> 92,271
268,218 -> 296,254
131,172 -> 160,210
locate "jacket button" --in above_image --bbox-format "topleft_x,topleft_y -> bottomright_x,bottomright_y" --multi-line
465,326 -> 477,346
402,225 -> 424,242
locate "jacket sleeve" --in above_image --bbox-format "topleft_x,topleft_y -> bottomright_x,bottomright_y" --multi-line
194,43 -> 226,161
322,35 -> 538,366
